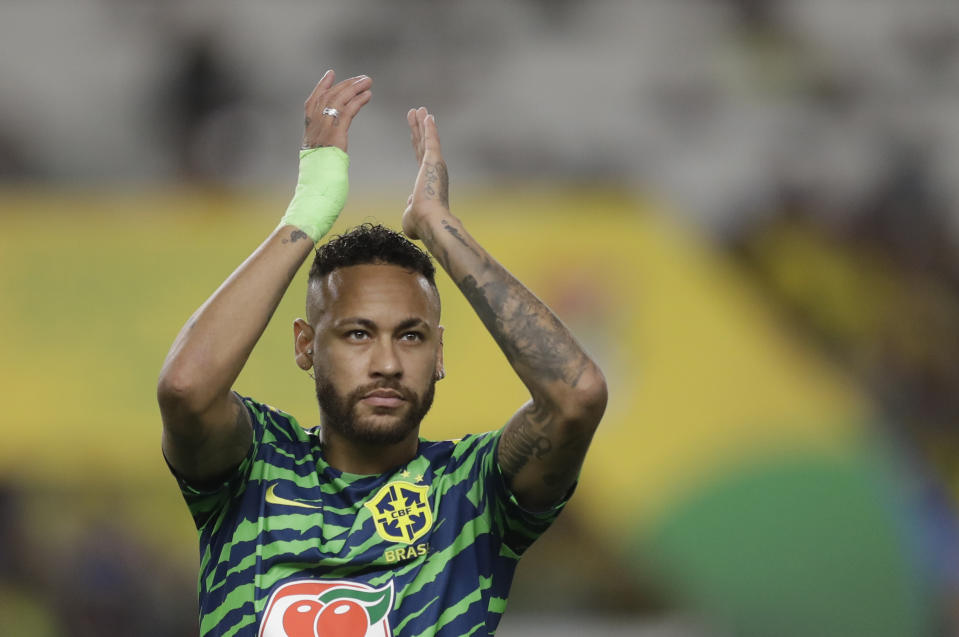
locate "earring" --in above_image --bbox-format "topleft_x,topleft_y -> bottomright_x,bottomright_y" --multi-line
304,349 -> 315,380
436,370 -> 445,380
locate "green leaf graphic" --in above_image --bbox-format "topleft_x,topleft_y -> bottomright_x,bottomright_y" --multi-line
317,583 -> 393,625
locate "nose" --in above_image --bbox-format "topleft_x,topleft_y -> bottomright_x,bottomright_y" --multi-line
369,338 -> 402,379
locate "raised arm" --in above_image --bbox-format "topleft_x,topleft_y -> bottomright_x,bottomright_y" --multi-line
402,108 -> 608,511
157,71 -> 372,484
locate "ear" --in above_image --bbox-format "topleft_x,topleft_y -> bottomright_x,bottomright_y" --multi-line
293,318 -> 315,371
434,325 -> 445,380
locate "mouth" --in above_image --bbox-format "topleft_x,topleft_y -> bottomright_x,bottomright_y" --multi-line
360,389 -> 406,409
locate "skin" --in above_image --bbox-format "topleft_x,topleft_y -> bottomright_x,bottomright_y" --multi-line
402,108 -> 607,510
158,71 -> 607,511
158,70 -> 372,484
292,264 -> 444,474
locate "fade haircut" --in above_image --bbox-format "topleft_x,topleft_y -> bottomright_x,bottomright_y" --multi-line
307,224 -> 438,318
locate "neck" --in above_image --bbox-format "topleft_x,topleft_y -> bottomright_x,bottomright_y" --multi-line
320,428 -> 420,475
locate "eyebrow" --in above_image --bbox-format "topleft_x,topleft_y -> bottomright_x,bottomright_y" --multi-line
333,317 -> 430,332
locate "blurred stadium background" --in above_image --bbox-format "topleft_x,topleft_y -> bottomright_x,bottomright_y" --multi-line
2,1 -> 959,635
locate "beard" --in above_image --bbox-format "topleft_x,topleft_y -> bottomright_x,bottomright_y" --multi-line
315,375 -> 436,446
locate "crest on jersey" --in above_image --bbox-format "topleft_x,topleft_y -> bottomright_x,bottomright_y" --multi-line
258,579 -> 394,637
365,481 -> 432,545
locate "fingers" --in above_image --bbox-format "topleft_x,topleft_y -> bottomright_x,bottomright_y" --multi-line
326,75 -> 372,110
407,108 -> 418,139
321,76 -> 372,126
415,107 -> 428,142
422,112 -> 441,156
341,88 -> 373,120
410,107 -> 441,160
301,71 -> 372,151
318,69 -> 336,91
408,108 -> 423,162
305,69 -> 335,106
305,73 -> 371,115
408,106 -> 440,164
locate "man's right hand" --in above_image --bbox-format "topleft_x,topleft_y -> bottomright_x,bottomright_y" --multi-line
302,70 -> 373,152
159,73 -> 372,485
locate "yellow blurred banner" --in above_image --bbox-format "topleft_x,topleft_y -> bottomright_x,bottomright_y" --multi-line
0,187 -> 867,546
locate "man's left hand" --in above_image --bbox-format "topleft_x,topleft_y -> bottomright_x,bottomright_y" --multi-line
403,107 -> 450,240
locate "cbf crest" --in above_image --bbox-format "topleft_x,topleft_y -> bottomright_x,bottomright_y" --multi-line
365,481 -> 432,545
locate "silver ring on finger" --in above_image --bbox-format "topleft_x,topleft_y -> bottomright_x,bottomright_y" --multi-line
321,107 -> 340,119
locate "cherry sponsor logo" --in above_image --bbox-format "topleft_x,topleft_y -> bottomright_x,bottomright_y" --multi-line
258,579 -> 394,637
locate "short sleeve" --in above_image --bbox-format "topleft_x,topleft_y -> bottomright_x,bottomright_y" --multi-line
166,393 -> 305,530
462,429 -> 575,556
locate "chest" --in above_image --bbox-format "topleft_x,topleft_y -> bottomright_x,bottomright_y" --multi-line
236,469 -> 487,573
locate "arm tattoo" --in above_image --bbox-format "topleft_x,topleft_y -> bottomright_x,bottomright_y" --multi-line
442,219 -> 480,257
499,400 -> 554,481
501,403 -> 592,490
282,229 -> 310,244
430,222 -> 599,499
458,272 -> 590,387
419,223 -> 453,273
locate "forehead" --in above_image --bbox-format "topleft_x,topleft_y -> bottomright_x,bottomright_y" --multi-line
309,264 -> 439,324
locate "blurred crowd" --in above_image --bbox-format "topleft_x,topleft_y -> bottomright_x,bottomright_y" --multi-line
3,0 -> 959,634
0,481 -> 197,636
0,0 -> 956,210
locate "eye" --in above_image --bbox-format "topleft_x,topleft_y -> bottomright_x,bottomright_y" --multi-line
400,331 -> 423,342
346,329 -> 369,341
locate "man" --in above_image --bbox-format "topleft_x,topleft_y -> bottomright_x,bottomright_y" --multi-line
158,70 -> 607,637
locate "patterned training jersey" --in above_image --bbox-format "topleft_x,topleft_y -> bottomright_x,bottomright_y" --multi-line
171,395 -> 569,637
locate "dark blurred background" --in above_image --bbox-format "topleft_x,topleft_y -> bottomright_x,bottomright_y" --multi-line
2,1 -> 959,635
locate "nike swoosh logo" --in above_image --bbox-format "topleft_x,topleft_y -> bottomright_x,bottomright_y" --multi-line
265,483 -> 323,510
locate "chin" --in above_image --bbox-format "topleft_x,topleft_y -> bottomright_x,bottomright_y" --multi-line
316,377 -> 435,447
350,420 -> 418,446
339,406 -> 416,446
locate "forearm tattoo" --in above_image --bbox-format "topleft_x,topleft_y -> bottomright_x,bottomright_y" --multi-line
417,224 -> 452,273
450,238 -> 592,488
421,215 -> 595,490
441,218 -> 479,257
457,271 -> 590,387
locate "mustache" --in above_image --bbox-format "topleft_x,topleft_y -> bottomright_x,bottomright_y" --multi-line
348,380 -> 416,403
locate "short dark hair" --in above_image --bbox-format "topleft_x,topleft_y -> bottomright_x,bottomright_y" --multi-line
308,223 -> 436,288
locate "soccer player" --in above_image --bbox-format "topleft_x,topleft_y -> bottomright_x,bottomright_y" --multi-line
158,70 -> 607,637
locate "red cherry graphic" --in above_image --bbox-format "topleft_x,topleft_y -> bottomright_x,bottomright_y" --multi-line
282,599 -> 323,636
315,599 -> 369,637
